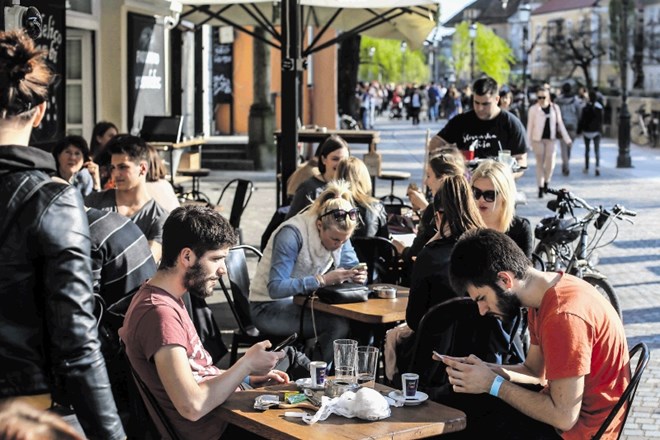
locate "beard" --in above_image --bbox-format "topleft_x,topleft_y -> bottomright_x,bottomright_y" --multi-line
491,283 -> 522,322
183,261 -> 218,299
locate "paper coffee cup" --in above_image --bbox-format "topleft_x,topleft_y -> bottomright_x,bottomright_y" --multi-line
310,361 -> 327,387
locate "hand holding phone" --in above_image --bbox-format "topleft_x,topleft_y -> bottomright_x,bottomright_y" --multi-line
270,332 -> 298,352
351,262 -> 368,271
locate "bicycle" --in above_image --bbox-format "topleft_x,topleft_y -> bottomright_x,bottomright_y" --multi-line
532,187 -> 637,317
631,105 -> 659,148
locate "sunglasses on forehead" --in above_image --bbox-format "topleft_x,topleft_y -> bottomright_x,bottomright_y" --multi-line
320,208 -> 359,221
472,187 -> 496,203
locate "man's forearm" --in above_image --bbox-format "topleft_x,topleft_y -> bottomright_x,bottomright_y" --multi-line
497,380 -> 574,432
487,362 -> 545,385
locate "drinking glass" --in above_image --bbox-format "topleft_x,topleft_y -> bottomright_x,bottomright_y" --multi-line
356,346 -> 379,387
333,339 -> 358,384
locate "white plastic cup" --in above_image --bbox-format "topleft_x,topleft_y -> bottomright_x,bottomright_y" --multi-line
401,372 -> 419,398
310,361 -> 327,387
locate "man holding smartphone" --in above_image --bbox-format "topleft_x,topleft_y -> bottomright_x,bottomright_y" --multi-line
436,229 -> 628,439
120,206 -> 290,440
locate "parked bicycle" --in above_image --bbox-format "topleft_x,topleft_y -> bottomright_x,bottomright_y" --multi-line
532,188 -> 637,317
631,105 -> 659,148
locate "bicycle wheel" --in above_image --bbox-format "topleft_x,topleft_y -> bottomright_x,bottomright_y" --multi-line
631,124 -> 649,146
583,275 -> 621,318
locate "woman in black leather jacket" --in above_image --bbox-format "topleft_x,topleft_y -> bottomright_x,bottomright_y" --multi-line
0,30 -> 124,440
336,156 -> 388,238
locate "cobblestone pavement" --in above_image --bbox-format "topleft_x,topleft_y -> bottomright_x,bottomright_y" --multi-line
200,116 -> 660,438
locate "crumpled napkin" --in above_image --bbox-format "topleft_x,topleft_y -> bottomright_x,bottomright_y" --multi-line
302,387 -> 392,425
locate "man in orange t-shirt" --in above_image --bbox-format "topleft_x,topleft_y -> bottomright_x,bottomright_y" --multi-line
437,229 -> 629,439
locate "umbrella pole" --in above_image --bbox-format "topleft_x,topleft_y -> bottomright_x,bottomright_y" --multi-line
280,0 -> 300,207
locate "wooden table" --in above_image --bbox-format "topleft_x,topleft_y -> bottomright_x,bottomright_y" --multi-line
292,284 -> 409,325
152,137 -> 206,186
217,382 -> 466,439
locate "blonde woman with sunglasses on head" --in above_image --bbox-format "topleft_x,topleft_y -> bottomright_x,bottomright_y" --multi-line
470,159 -> 533,259
251,181 -> 367,364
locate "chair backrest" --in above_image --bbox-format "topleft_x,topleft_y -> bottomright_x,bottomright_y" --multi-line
382,203 -> 415,216
124,347 -> 181,440
216,179 -> 255,229
407,297 -> 518,395
351,236 -> 401,284
592,342 -> 650,440
219,245 -> 263,333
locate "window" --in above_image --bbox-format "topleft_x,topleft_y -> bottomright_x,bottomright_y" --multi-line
65,29 -> 93,137
67,0 -> 93,14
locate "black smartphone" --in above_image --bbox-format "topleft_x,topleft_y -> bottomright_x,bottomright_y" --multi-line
270,332 -> 298,352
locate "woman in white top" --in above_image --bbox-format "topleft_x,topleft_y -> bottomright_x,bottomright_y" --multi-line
527,87 -> 572,198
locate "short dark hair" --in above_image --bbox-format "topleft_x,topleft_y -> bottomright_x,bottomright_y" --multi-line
106,134 -> 149,164
52,135 -> 91,164
449,228 -> 530,294
561,82 -> 572,94
159,205 -> 237,269
472,77 -> 499,96
317,135 -> 349,174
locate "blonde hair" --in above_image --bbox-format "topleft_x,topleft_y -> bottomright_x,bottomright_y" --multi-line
307,180 -> 357,232
470,159 -> 516,232
335,157 -> 378,211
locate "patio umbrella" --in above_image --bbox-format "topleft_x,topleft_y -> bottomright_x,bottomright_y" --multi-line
176,0 -> 440,205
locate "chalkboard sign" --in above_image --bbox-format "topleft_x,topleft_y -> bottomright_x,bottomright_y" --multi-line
212,27 -> 233,105
127,13 -> 166,134
30,0 -> 66,145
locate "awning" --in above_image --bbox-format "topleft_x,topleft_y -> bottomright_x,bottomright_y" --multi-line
174,0 -> 440,205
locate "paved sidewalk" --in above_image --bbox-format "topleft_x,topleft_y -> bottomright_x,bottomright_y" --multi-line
199,117 -> 659,439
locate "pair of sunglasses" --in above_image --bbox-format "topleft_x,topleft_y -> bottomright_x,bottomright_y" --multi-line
472,187 -> 496,203
320,208 -> 359,221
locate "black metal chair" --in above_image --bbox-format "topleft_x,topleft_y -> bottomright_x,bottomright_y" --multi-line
351,236 -> 402,285
216,179 -> 255,243
178,168 -> 212,203
405,297 -> 521,395
592,342 -> 650,440
377,171 -> 410,204
219,244 -> 283,365
124,345 -> 181,440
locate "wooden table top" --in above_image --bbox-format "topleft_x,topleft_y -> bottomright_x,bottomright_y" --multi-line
150,137 -> 207,150
217,382 -> 466,440
274,129 -> 381,145
292,284 -> 409,325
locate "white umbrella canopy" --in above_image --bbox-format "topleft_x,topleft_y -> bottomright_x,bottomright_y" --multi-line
178,0 -> 440,50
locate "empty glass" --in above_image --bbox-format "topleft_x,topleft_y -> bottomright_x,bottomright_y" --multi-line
356,346 -> 379,387
333,339 -> 358,384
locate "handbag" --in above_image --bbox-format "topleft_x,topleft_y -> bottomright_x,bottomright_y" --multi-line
315,282 -> 371,304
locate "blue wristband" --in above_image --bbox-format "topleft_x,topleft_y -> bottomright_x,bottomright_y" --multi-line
243,375 -> 251,385
489,375 -> 505,397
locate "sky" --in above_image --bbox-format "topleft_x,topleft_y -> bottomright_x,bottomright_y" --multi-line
439,0 -> 475,25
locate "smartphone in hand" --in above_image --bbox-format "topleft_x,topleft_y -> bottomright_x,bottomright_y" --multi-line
270,332 -> 298,352
351,262 -> 368,271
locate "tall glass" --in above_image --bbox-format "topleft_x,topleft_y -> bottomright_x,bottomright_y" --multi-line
333,339 -> 358,385
356,346 -> 379,387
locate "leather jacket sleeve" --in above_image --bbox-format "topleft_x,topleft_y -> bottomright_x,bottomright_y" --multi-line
39,185 -> 125,440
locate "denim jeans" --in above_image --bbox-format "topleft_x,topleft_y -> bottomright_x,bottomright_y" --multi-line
251,298 -> 350,365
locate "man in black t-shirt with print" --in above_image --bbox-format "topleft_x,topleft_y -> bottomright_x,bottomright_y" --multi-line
429,77 -> 528,176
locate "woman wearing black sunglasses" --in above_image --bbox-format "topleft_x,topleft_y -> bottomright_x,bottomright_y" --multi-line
250,181 -> 367,364
470,160 -> 533,259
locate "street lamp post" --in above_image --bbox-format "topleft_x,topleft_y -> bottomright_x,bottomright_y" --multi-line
400,41 -> 407,84
617,0 -> 632,168
519,3 -> 531,118
368,46 -> 375,81
469,23 -> 477,81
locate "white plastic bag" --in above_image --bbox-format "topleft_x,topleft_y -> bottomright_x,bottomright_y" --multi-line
302,387 -> 393,425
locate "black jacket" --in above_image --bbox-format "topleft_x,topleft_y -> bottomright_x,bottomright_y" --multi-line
0,145 -> 125,440
353,201 -> 389,239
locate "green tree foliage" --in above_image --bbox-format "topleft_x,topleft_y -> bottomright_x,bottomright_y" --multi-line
452,22 -> 515,85
358,36 -> 429,84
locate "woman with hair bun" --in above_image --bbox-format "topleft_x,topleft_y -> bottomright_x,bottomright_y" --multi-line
251,180 -> 367,364
0,30 -> 124,439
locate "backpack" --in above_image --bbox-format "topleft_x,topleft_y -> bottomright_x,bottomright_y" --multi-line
558,96 -> 579,129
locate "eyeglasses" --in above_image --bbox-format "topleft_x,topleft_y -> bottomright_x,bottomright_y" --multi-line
472,187 -> 496,203
320,208 -> 359,222
537,96 -> 547,100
